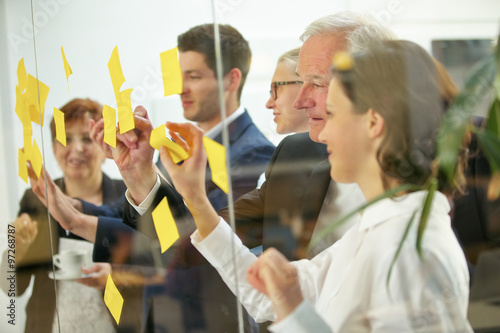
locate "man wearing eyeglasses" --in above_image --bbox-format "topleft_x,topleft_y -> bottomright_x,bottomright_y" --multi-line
220,12 -> 396,262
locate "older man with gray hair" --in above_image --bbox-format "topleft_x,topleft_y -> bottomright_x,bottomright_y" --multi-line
221,11 -> 397,263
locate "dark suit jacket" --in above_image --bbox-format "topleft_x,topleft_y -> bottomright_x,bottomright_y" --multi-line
219,132 -> 330,260
157,110 -> 275,211
9,174 -> 126,333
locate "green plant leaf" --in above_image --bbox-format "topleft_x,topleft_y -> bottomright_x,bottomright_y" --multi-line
438,54 -> 496,182
495,34 -> 500,97
475,128 -> 500,173
416,177 -> 438,259
309,183 -> 422,250
386,209 -> 418,296
486,98 -> 500,139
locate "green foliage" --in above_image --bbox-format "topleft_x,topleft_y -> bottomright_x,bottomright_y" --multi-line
386,209 -> 417,295
416,177 -> 438,259
475,127 -> 500,173
438,54 -> 497,183
486,98 -> 500,140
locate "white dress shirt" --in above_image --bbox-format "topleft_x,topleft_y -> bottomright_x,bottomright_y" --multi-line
192,191 -> 472,333
307,181 -> 365,258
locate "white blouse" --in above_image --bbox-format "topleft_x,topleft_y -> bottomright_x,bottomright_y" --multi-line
192,191 -> 472,332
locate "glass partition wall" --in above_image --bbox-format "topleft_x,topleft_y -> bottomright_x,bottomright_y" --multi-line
1,1 -> 500,332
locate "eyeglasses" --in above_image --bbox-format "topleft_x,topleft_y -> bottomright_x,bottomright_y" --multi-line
269,81 -> 303,100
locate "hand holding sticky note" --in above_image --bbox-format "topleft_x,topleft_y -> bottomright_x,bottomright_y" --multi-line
150,124 -> 189,163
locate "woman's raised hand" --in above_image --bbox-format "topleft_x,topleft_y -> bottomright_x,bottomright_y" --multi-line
247,248 -> 304,322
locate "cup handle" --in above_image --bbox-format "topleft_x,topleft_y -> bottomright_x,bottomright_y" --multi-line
53,254 -> 61,269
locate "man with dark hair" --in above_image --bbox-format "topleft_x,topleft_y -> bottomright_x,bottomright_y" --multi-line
178,23 -> 251,100
156,23 -> 274,211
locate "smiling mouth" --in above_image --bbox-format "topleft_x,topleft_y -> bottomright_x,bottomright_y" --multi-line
309,117 -> 324,122
68,158 -> 85,166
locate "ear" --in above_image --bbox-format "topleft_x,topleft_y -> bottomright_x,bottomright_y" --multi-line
367,108 -> 385,139
224,68 -> 242,93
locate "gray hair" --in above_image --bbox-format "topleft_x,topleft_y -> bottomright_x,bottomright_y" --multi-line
277,47 -> 301,67
300,11 -> 397,53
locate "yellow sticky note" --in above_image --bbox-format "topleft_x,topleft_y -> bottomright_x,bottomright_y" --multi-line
53,107 -> 66,146
26,74 -> 50,127
149,124 -> 188,163
17,58 -> 27,92
18,149 -> 28,184
108,46 -> 126,96
103,105 -> 117,148
104,274 -> 124,324
117,89 -> 135,134
61,46 -> 73,91
160,47 -> 182,96
15,85 -> 27,122
30,139 -> 43,179
152,197 -> 180,253
23,126 -> 33,161
203,137 -> 229,194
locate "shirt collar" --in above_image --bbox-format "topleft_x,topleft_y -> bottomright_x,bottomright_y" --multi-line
204,105 -> 246,139
357,190 -> 450,232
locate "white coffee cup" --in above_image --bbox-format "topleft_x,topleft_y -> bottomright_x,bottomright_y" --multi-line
53,250 -> 87,278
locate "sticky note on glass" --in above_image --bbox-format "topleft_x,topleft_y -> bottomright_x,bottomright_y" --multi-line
26,74 -> 50,127
117,89 -> 134,134
23,127 -> 33,161
203,137 -> 229,194
53,107 -> 66,146
108,46 -> 126,96
15,85 -> 28,123
17,58 -> 27,92
150,124 -> 188,163
152,197 -> 180,253
31,139 -> 43,179
61,46 -> 73,91
104,274 -> 124,324
18,149 -> 28,184
160,47 -> 182,96
103,105 -> 117,148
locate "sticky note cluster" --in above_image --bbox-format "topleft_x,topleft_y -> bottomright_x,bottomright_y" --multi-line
108,46 -> 135,134
15,58 -> 49,183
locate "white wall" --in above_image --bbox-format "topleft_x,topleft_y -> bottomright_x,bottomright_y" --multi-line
0,1 -> 499,331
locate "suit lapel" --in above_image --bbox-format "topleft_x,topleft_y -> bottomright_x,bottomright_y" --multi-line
301,159 -> 331,225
